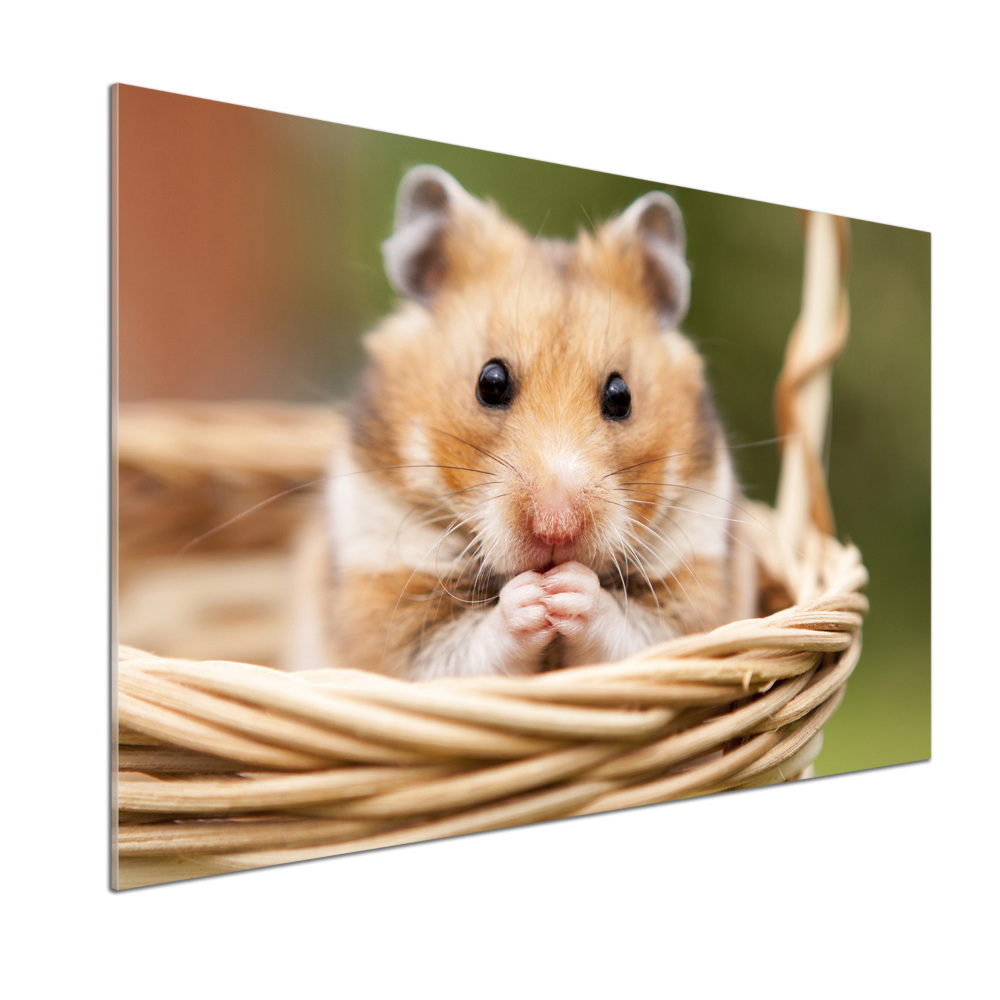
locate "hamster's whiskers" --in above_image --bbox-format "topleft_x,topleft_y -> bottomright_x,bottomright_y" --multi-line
623,514 -> 711,632
332,462 -> 495,481
432,522 -> 494,606
621,480 -> 772,534
382,496 -> 503,663
602,435 -> 790,485
393,480 -> 501,540
422,425 -> 521,476
176,478 -> 326,554
619,488 -> 764,567
608,521 -> 660,621
625,531 -> 667,619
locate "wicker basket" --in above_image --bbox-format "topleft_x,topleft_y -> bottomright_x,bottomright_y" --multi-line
114,212 -> 866,889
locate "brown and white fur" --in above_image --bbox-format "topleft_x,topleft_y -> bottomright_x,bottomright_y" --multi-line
291,166 -> 756,679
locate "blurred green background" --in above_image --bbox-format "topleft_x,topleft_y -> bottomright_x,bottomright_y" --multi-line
118,85 -> 930,778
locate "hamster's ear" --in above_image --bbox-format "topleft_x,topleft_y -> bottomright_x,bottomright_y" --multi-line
607,191 -> 691,327
382,166 -> 488,303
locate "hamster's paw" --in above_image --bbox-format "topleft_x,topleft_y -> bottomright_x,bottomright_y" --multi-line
540,562 -> 607,640
498,571 -> 557,652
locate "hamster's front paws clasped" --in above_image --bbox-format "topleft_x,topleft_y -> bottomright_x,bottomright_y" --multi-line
539,561 -> 607,641
498,571 -> 558,652
496,562 -> 618,668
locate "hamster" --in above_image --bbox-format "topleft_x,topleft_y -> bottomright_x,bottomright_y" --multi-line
293,166 -> 757,680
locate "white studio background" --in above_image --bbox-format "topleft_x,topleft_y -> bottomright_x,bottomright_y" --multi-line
4,3 -> 994,997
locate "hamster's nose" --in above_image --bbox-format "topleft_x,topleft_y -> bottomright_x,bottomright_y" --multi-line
531,490 -> 584,546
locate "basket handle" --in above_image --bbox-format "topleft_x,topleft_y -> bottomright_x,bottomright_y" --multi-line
774,211 -> 851,552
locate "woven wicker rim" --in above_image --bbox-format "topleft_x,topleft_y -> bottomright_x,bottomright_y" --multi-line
115,212 -> 866,886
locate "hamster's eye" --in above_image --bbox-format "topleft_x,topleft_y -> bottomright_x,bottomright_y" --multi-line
477,359 -> 514,408
602,373 -> 631,421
